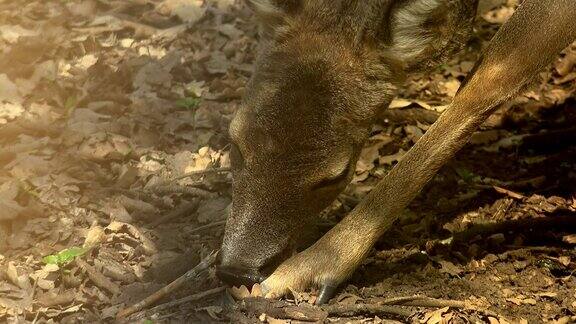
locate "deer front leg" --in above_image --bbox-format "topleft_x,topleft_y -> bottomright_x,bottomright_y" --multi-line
262,0 -> 576,304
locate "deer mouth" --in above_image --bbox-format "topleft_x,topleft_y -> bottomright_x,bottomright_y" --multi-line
217,242 -> 295,287
216,265 -> 266,287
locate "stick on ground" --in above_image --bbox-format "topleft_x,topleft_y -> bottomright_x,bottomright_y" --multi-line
374,295 -> 468,308
328,296 -> 509,321
186,220 -> 227,235
493,185 -> 525,200
145,287 -> 226,315
116,250 -> 218,319
323,303 -> 413,318
151,200 -> 200,227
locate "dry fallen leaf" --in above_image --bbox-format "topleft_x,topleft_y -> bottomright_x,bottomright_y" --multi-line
83,223 -> 106,248
356,134 -> 393,173
157,0 -> 206,24
487,317 -> 500,324
7,262 -> 31,291
522,298 -> 537,305
379,149 -> 406,165
562,234 -> 576,244
0,25 -> 39,43
507,297 -> 523,306
420,306 -> 450,324
251,283 -> 263,297
439,79 -> 461,97
535,292 -> 558,299
229,285 -> 251,300
0,74 -> 22,104
558,256 -> 571,267
438,260 -> 463,277
0,180 -> 24,220
389,98 -> 413,109
267,317 -> 289,324
482,6 -> 515,24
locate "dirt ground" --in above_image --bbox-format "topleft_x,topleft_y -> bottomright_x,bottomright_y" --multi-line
0,0 -> 575,323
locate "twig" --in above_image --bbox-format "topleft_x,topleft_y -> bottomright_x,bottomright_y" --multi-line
148,184 -> 216,199
373,296 -> 467,308
96,187 -> 172,209
117,195 -> 159,215
323,303 -> 413,318
150,200 -> 200,227
112,13 -> 160,37
145,287 -> 225,314
324,297 -> 509,321
493,186 -> 525,200
171,167 -> 231,182
238,297 -> 409,321
147,167 -> 231,189
239,298 -> 328,322
452,215 -> 576,243
186,220 -> 227,235
371,295 -> 513,321
116,250 -> 218,319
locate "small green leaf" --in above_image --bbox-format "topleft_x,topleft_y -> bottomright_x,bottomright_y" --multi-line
58,247 -> 89,263
143,320 -> 154,324
455,167 -> 475,182
42,255 -> 60,265
42,246 -> 89,265
176,97 -> 200,110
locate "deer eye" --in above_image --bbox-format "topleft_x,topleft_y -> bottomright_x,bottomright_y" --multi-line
311,164 -> 351,191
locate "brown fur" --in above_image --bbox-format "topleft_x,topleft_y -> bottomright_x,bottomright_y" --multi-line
261,0 -> 576,298
220,0 -> 477,281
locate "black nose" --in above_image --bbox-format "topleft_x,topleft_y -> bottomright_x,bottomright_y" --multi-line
216,265 -> 265,287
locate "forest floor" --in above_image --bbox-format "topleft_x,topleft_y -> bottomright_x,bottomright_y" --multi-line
0,0 -> 575,323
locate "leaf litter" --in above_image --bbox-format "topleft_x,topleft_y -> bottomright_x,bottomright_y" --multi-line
0,0 -> 575,323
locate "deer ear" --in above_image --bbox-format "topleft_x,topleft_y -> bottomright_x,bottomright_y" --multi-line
388,0 -> 478,72
245,0 -> 301,33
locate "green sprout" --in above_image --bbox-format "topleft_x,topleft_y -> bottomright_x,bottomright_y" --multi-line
176,97 -> 201,110
43,246 -> 89,266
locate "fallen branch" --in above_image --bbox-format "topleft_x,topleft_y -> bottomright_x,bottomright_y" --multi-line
372,295 -> 467,308
323,303 -> 413,318
148,184 -> 216,199
144,287 -> 225,315
452,215 -> 576,243
232,294 -> 512,322
186,220 -> 227,235
146,167 -> 231,190
239,297 -> 409,321
150,200 -> 200,227
325,297 -> 510,321
325,302 -> 509,322
171,167 -> 231,182
116,250 -> 218,319
493,186 -> 525,200
239,298 -> 328,322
